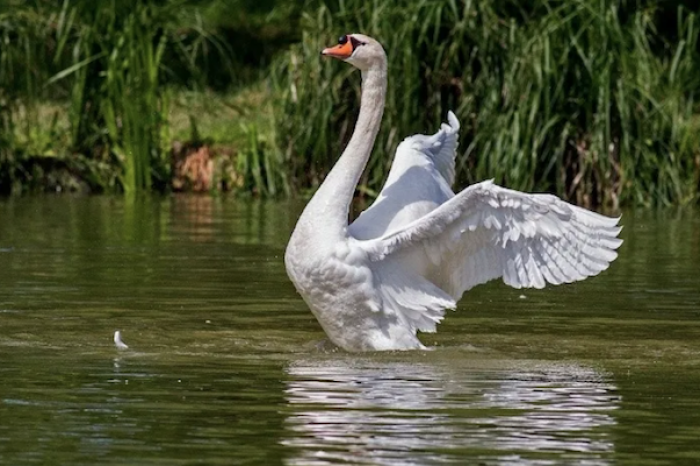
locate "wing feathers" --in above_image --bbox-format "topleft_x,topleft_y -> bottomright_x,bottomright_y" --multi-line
348,113 -> 460,240
399,111 -> 460,187
375,265 -> 456,333
354,116 -> 620,336
363,180 -> 622,300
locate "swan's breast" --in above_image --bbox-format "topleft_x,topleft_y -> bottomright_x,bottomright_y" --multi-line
286,240 -> 373,302
285,239 -> 383,340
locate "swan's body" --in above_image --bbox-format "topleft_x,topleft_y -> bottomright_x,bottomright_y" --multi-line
285,34 -> 622,352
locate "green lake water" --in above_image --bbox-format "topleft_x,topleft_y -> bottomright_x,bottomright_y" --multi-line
0,195 -> 699,465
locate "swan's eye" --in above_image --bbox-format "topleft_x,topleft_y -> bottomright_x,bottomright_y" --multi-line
338,35 -> 348,45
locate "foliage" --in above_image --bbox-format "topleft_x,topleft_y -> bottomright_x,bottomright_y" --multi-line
50,0 -> 192,193
0,0 -> 238,194
272,0 -> 700,206
0,4 -> 45,193
1,0 -> 699,204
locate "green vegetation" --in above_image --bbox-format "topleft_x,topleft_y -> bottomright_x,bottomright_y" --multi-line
0,0 -> 290,195
274,0 -> 700,206
1,0 -> 699,206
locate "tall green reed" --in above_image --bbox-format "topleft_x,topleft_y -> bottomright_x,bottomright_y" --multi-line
47,1 -> 172,193
44,0 -> 230,193
235,120 -> 289,196
271,0 -> 700,206
1,0 -> 288,195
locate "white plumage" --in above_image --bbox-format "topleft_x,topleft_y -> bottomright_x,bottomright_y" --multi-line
285,34 -> 622,352
114,330 -> 129,350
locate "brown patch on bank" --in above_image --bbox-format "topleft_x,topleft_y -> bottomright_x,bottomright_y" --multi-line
171,142 -> 243,192
172,142 -> 214,192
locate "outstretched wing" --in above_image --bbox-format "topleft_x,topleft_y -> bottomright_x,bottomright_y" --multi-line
363,180 -> 623,303
349,112 -> 460,240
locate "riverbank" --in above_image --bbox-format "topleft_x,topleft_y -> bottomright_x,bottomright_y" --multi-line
1,0 -> 699,206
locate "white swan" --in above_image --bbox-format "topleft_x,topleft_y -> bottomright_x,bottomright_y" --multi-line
285,34 -> 622,352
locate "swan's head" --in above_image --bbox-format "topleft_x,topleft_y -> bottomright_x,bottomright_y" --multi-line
321,34 -> 386,71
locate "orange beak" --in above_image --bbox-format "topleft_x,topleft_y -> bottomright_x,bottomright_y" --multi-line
321,41 -> 354,59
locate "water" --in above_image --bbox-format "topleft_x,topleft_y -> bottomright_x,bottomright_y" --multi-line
0,195 -> 699,465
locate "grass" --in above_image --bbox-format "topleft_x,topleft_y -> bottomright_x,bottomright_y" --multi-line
169,86 -> 271,146
1,0 -> 699,205
169,83 -> 288,196
0,0 -> 237,194
51,0 -> 185,194
271,0 -> 700,207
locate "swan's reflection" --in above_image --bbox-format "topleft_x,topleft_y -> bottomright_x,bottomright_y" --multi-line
282,357 -> 619,465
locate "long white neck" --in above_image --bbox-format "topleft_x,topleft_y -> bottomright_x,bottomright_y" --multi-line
295,62 -> 387,242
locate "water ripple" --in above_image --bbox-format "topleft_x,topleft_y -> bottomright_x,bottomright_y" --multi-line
282,358 -> 619,465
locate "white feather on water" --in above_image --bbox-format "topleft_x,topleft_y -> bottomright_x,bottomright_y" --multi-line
114,330 -> 129,350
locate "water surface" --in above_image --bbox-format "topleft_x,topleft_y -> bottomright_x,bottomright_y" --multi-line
0,196 -> 699,465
